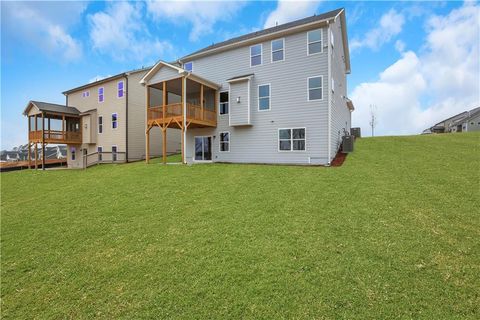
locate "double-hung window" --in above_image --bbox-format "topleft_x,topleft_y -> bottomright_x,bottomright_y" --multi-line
258,84 -> 270,111
98,116 -> 103,133
112,113 -> 118,129
117,81 -> 124,98
279,128 -> 306,151
307,29 -> 322,55
308,76 -> 323,101
98,87 -> 104,103
219,91 -> 229,115
271,38 -> 284,62
184,62 -> 193,72
250,44 -> 262,66
82,91 -> 90,98
71,147 -> 76,161
97,146 -> 103,161
219,132 -> 230,152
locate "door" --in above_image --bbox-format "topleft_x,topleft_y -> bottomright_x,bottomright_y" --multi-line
194,136 -> 212,161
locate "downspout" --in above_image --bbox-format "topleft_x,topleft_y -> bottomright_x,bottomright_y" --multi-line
125,75 -> 129,162
327,21 -> 332,166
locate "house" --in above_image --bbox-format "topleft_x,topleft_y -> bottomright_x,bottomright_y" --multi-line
0,151 -> 20,162
23,68 -> 182,169
142,8 -> 353,165
423,107 -> 480,134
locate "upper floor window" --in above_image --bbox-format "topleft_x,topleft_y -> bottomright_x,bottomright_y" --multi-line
219,132 -> 230,152
308,76 -> 323,101
184,62 -> 193,72
98,87 -> 104,103
82,91 -> 90,98
112,113 -> 118,129
258,84 -> 270,111
279,128 -> 306,151
98,116 -> 103,133
250,44 -> 262,66
117,81 -> 124,98
219,91 -> 229,115
307,29 -> 322,55
271,38 -> 284,62
330,30 -> 334,48
331,78 -> 335,93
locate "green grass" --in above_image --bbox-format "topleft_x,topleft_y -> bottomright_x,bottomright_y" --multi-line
1,133 -> 479,319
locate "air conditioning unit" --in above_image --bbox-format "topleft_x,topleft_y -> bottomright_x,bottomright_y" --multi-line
342,135 -> 354,153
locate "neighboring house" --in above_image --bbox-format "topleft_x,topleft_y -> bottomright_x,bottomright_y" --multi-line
0,151 -> 20,162
23,68 -> 182,169
424,107 -> 480,134
142,8 -> 354,165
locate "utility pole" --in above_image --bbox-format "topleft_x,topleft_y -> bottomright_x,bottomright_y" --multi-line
369,104 -> 377,137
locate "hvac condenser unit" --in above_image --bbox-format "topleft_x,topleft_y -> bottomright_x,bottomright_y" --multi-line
342,135 -> 354,153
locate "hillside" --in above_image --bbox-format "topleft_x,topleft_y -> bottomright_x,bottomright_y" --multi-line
1,133 -> 479,319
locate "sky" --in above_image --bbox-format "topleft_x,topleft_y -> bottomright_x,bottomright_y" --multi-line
1,0 -> 479,149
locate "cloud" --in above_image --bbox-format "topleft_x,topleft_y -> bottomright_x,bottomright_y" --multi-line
350,9 -> 405,52
1,1 -> 85,61
89,2 -> 173,61
263,0 -> 321,29
350,3 -> 480,136
146,0 -> 246,41
394,39 -> 406,53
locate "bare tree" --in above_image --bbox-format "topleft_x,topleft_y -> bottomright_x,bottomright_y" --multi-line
369,104 -> 377,137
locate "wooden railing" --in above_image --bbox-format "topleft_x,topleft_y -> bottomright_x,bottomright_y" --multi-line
148,103 -> 216,125
29,130 -> 82,143
83,151 -> 127,168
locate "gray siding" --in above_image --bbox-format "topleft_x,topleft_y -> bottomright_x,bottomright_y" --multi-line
184,28 -> 331,165
148,66 -> 181,85
229,80 -> 251,126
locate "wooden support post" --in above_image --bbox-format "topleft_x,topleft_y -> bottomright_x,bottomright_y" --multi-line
181,77 -> 185,164
41,113 -> 45,170
162,81 -> 166,126
34,114 -> 38,170
27,143 -> 31,169
162,128 -> 167,164
27,117 -> 31,169
34,143 -> 38,170
62,115 -> 65,141
146,127 -> 150,164
145,85 -> 150,164
200,84 -> 204,120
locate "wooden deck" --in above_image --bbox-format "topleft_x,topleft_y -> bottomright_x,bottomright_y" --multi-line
29,130 -> 82,144
147,103 -> 217,129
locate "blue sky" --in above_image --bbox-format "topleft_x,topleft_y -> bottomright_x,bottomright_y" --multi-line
1,1 -> 479,149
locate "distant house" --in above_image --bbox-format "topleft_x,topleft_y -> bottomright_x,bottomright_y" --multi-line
0,151 -> 20,162
423,107 -> 480,134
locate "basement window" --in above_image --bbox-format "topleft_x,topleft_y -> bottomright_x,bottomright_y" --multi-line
112,113 -> 118,129
279,128 -> 306,151
219,132 -> 230,152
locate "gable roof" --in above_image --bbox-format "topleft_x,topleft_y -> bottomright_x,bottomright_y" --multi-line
179,8 -> 350,73
23,101 -> 80,116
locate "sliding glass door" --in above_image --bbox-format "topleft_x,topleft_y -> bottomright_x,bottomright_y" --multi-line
194,136 -> 212,161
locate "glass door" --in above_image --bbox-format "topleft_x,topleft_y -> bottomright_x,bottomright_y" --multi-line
194,136 -> 212,161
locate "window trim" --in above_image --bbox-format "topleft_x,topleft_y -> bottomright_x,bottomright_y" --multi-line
71,147 -> 76,161
117,81 -> 124,99
250,43 -> 263,67
97,146 -> 103,162
258,83 -> 271,111
278,127 -> 307,152
82,90 -> 90,98
219,90 -> 229,116
111,145 -> 118,162
307,29 -> 323,56
184,61 -> 193,72
98,87 -> 104,103
271,38 -> 285,63
219,131 -> 230,153
98,115 -> 103,134
307,75 -> 323,101
111,113 -> 118,130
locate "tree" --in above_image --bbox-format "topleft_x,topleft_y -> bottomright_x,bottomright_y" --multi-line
369,104 -> 377,137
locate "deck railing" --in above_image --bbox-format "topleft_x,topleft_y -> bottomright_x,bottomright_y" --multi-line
83,151 -> 127,168
148,103 -> 216,125
29,130 -> 82,143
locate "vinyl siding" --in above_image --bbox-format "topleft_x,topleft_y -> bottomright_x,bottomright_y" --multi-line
147,66 -> 181,85
229,80 -> 251,126
184,27 -> 330,164
329,18 -> 351,157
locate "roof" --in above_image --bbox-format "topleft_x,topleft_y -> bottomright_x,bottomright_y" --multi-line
62,66 -> 151,95
179,8 -> 350,73
226,74 -> 254,82
23,101 -> 80,116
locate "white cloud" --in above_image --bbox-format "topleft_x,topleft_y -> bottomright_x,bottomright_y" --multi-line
1,1 -> 85,61
89,2 -> 173,61
394,39 -> 406,52
350,3 -> 480,136
263,0 -> 321,29
350,9 -> 405,52
146,0 -> 246,41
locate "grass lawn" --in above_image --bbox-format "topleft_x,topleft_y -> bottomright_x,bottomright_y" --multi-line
1,133 -> 479,319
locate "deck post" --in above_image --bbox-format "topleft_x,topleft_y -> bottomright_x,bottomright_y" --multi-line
200,84 -> 204,121
146,127 -> 150,164
41,113 -> 45,170
27,117 -> 31,169
162,81 -> 167,164
62,115 -> 65,141
34,114 -> 38,169
145,85 -> 150,164
34,143 -> 38,170
162,128 -> 167,164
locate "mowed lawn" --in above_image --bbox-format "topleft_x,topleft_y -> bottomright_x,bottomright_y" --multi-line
1,133 -> 479,319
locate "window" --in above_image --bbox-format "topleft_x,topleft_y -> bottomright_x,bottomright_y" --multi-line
117,81 -> 124,98
71,147 -> 76,161
219,132 -> 230,152
331,30 -> 334,48
98,87 -> 104,103
279,128 -> 306,151
331,78 -> 335,93
258,84 -> 270,111
184,62 -> 193,72
308,76 -> 323,101
219,91 -> 229,115
112,146 -> 117,162
97,146 -> 103,162
307,29 -> 322,55
250,44 -> 262,66
271,38 -> 284,62
82,91 -> 90,98
98,116 -> 103,133
112,113 -> 118,129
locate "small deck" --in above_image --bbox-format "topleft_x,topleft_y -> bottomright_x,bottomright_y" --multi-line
29,130 -> 82,144
147,102 -> 216,129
